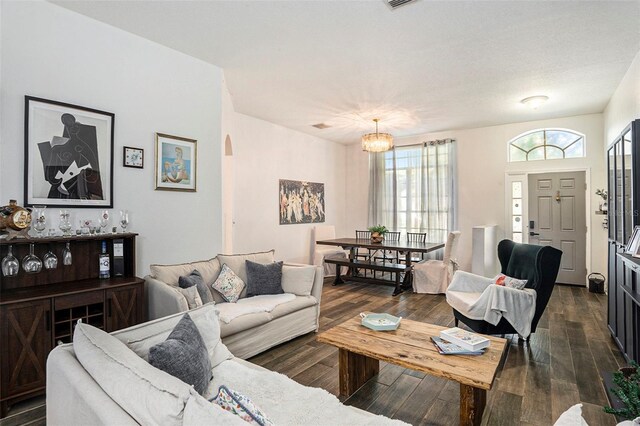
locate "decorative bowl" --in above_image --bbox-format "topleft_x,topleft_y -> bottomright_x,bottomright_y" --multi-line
361,313 -> 402,331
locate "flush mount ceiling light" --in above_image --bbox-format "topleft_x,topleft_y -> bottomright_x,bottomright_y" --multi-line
362,118 -> 394,152
521,95 -> 549,109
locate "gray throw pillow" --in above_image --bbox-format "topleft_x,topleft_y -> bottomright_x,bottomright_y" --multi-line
245,260 -> 284,297
148,313 -> 211,395
179,270 -> 214,305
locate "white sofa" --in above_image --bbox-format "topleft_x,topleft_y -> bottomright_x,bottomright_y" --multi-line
46,304 -> 406,426
145,250 -> 324,359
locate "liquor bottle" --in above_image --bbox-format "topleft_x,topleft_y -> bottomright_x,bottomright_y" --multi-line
99,241 -> 110,279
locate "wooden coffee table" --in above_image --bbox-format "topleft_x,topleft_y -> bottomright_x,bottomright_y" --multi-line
317,315 -> 507,426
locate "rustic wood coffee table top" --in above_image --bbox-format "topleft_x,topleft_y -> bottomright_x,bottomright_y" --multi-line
317,315 -> 508,390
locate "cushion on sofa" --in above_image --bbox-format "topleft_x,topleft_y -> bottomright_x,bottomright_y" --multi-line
281,265 -> 316,296
217,250 -> 275,287
212,264 -> 246,302
269,296 -> 317,320
245,260 -> 284,297
150,257 -> 220,287
149,314 -> 211,396
219,312 -> 272,338
112,304 -> 232,368
180,270 -> 214,304
73,322 -> 193,426
178,286 -> 203,309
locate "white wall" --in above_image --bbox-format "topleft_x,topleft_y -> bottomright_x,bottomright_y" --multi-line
0,1 -> 224,275
604,49 -> 640,144
225,109 -> 347,264
346,113 -> 608,280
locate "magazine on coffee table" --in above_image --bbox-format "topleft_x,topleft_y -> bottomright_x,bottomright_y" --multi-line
431,337 -> 485,356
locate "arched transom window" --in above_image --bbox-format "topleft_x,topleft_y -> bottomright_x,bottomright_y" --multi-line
509,129 -> 585,162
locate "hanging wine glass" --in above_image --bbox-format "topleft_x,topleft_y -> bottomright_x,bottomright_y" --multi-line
63,242 -> 72,266
32,205 -> 47,238
98,210 -> 110,234
59,210 -> 72,236
22,243 -> 42,274
1,245 -> 19,277
119,210 -> 129,233
43,245 -> 58,270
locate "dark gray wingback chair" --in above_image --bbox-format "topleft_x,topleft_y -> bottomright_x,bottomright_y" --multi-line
452,239 -> 562,337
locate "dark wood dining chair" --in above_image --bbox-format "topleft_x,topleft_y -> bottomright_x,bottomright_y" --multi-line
374,231 -> 401,280
404,232 -> 428,262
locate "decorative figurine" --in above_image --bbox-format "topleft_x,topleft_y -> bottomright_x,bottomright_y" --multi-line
0,200 -> 32,239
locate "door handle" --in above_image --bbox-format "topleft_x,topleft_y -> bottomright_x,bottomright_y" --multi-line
529,231 -> 540,237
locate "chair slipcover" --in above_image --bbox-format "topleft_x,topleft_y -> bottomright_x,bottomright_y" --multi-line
450,239 -> 562,336
412,231 -> 461,294
312,225 -> 347,276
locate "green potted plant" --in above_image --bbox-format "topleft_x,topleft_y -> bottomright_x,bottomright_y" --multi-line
368,225 -> 388,243
603,361 -> 640,421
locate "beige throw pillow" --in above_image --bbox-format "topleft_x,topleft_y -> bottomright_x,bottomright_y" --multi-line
179,286 -> 203,309
150,258 -> 221,287
281,265 -> 316,296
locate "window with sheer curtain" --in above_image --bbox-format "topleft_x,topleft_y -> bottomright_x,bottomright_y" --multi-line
368,141 -> 457,243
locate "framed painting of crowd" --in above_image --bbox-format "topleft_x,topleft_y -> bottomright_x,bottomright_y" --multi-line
279,179 -> 325,225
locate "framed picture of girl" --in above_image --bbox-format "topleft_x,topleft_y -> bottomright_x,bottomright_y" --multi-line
154,133 -> 197,192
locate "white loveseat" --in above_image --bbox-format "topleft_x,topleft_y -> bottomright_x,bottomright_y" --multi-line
145,250 -> 323,359
46,304 -> 406,426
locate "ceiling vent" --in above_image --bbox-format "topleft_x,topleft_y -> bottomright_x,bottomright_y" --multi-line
312,123 -> 331,129
387,0 -> 416,9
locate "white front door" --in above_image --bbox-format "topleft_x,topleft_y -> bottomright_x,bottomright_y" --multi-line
528,171 -> 587,285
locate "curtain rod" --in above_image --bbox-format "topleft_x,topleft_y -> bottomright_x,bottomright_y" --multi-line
394,138 -> 456,149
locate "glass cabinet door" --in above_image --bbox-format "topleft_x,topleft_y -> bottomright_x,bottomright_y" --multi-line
623,129 -> 634,243
608,145 -> 616,241
616,139 -> 625,244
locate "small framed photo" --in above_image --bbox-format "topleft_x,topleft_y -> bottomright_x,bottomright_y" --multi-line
155,133 -> 197,192
123,146 -> 144,169
626,226 -> 640,256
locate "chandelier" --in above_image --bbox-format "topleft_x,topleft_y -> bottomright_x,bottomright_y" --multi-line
361,118 -> 393,152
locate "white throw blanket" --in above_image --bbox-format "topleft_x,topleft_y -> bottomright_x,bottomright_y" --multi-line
446,271 -> 537,338
207,360 -> 408,425
216,294 -> 296,324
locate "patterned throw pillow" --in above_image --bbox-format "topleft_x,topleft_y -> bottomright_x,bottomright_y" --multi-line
493,274 -> 528,290
211,385 -> 273,426
211,264 -> 246,303
180,270 -> 215,305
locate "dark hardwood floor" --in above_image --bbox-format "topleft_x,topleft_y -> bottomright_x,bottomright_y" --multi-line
250,280 -> 622,425
1,279 -> 622,425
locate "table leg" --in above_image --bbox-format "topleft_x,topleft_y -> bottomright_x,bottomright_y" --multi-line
402,251 -> 413,290
349,247 -> 359,277
459,384 -> 486,426
338,348 -> 379,397
333,264 -> 344,285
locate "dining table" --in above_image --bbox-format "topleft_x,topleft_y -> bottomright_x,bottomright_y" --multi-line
316,238 -> 445,295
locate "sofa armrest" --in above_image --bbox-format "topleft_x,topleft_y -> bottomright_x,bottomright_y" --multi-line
145,276 -> 189,320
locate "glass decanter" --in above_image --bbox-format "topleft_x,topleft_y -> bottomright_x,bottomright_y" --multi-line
59,210 -> 72,236
22,243 -> 42,274
98,210 -> 110,234
63,242 -> 72,266
32,205 -> 47,238
119,210 -> 129,233
1,245 -> 19,277
43,247 -> 58,270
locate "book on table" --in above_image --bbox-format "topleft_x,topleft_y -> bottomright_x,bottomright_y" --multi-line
431,337 -> 485,356
439,327 -> 490,352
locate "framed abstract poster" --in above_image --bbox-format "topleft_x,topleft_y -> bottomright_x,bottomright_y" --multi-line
279,179 -> 325,225
24,96 -> 114,208
155,133 -> 197,192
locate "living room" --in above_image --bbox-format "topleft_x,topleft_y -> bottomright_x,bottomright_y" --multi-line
0,0 -> 639,425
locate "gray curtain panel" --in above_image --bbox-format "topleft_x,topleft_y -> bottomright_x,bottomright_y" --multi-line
368,140 -> 457,249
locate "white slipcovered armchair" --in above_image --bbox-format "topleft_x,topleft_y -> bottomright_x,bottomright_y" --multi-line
412,231 -> 461,294
312,225 -> 347,276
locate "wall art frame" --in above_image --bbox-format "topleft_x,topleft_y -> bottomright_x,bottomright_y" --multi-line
24,96 -> 114,208
155,133 -> 197,192
279,179 -> 325,225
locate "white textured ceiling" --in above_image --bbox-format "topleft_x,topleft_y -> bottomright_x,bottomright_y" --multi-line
53,0 -> 640,144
